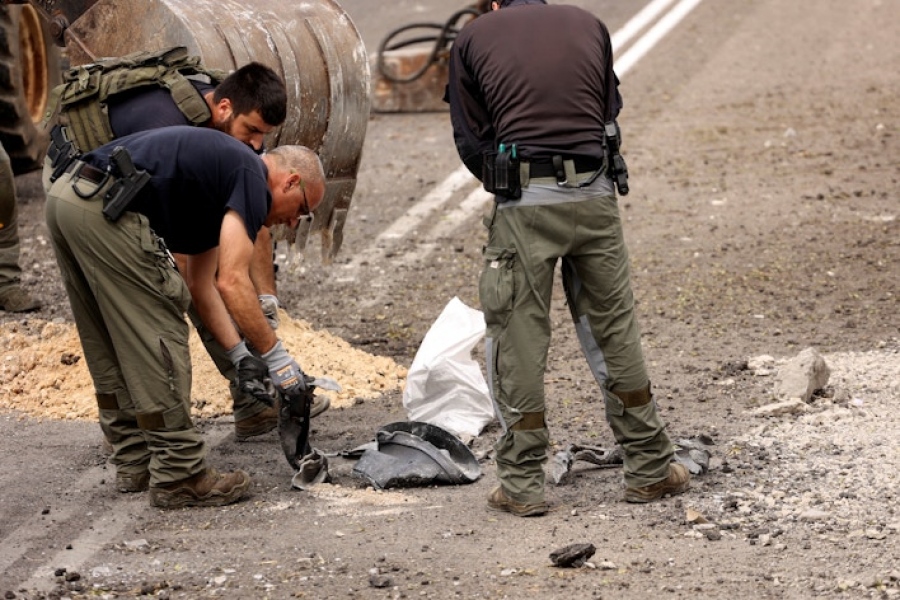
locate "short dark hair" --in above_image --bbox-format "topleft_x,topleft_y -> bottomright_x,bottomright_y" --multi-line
214,62 -> 287,127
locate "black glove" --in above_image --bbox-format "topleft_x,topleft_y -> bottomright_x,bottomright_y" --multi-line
236,355 -> 277,407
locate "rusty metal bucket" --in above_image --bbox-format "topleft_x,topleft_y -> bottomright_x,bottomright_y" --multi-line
63,0 -> 370,261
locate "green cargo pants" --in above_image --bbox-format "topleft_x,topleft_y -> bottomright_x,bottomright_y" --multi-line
480,177 -> 674,504
0,144 -> 22,287
45,166 -> 207,485
44,156 -> 262,422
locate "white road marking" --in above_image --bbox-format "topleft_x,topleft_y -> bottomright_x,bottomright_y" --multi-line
13,427 -> 232,593
611,0 -> 679,52
614,0 -> 705,76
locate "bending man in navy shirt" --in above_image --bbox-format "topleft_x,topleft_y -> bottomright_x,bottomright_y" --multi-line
45,126 -> 326,509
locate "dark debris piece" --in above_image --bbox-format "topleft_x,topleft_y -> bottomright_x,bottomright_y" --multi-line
549,543 -> 596,568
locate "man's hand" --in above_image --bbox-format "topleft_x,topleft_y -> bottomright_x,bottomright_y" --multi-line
258,294 -> 280,329
262,340 -> 307,394
236,355 -> 277,406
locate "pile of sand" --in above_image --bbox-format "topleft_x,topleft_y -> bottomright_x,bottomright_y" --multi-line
0,310 -> 407,421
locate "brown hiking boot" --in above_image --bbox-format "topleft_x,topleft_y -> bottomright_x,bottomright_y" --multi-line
235,405 -> 279,440
624,463 -> 691,503
0,285 -> 40,312
116,471 -> 150,493
235,395 -> 330,440
310,394 -> 330,419
149,468 -> 250,509
487,486 -> 549,517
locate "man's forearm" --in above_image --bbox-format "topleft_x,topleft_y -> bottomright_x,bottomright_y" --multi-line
250,226 -> 277,297
190,280 -> 243,353
217,272 -> 277,355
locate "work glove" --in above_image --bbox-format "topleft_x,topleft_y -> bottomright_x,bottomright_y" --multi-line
226,340 -> 277,406
262,340 -> 307,395
258,294 -> 280,330
236,355 -> 276,407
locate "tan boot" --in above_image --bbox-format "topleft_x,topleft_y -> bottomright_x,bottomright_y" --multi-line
235,395 -> 330,440
235,405 -> 279,440
0,285 -> 40,312
624,463 -> 690,503
116,471 -> 150,493
149,468 -> 250,509
487,486 -> 549,517
310,394 -> 330,418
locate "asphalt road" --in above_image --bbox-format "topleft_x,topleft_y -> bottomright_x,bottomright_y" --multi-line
3,0 -> 898,598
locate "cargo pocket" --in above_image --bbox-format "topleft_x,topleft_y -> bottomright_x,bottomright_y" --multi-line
479,246 -> 517,329
135,214 -> 190,312
157,336 -> 192,422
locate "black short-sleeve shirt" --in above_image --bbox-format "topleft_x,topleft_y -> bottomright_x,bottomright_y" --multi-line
82,126 -> 270,255
108,81 -> 215,137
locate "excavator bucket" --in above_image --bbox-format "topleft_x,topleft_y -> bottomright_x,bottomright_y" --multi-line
62,0 -> 370,261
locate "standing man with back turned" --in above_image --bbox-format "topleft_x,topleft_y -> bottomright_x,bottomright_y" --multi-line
446,0 -> 690,517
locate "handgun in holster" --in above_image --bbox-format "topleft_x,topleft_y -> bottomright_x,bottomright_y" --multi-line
102,146 -> 150,222
47,125 -> 81,184
604,121 -> 629,196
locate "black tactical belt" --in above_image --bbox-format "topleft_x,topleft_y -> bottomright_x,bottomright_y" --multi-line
529,156 -> 603,178
66,161 -> 107,184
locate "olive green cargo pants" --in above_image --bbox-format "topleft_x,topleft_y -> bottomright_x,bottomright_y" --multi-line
480,178 -> 674,504
0,144 -> 22,287
43,156 -> 262,422
45,167 -> 207,485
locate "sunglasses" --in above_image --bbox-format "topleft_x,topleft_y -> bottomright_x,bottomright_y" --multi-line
296,177 -> 314,225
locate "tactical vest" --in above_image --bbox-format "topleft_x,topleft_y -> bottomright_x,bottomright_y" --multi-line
45,46 -> 227,153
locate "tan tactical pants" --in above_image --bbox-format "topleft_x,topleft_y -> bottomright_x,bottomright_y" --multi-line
46,155 -> 262,422
45,167 -> 207,485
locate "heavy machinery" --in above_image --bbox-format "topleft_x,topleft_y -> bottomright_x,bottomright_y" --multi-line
372,5 -> 483,113
0,0 -> 370,260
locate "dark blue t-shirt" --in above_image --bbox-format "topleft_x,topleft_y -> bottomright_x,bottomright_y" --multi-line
82,126 -> 270,255
108,81 -> 215,137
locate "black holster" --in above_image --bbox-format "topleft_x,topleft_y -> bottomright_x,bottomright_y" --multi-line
482,149 -> 521,201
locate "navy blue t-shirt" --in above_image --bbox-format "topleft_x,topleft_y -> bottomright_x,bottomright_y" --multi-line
82,126 -> 270,255
108,80 -> 215,137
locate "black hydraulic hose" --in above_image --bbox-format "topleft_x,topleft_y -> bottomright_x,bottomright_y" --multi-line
376,7 -> 482,84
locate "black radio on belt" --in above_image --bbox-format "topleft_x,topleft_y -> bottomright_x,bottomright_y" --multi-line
604,121 -> 629,196
102,146 -> 150,222
482,143 -> 521,201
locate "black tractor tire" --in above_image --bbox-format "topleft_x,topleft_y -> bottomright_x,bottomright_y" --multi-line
0,5 -> 61,175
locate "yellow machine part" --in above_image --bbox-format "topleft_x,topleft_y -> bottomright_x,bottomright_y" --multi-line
64,0 -> 371,261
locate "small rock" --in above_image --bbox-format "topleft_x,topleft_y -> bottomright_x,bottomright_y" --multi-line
799,509 -> 831,522
773,347 -> 830,402
751,398 -> 809,416
368,571 -> 392,589
123,538 -> 149,551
